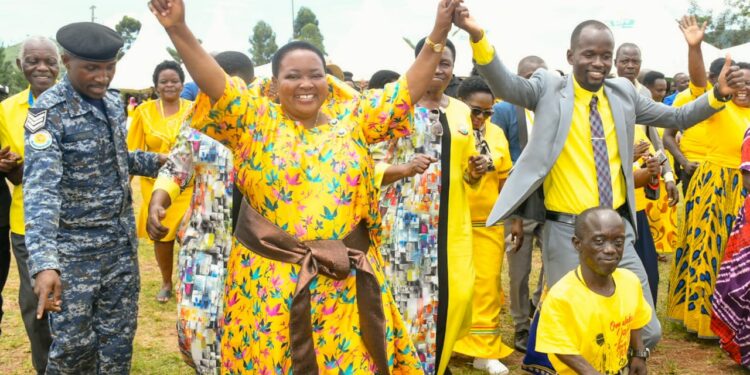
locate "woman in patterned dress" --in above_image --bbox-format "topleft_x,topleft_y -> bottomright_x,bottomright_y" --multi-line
148,53 -> 363,374
148,0 -> 462,373
127,60 -> 193,302
712,126 -> 750,369
451,77 -> 514,375
666,17 -> 750,338
373,39 -> 489,374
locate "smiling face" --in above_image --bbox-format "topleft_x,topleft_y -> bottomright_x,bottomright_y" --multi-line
63,54 -> 116,99
274,49 -> 328,122
17,40 -> 60,97
568,26 -> 614,92
428,48 -> 455,94
155,68 -> 183,103
573,210 -> 625,277
732,69 -> 750,108
464,91 -> 494,129
614,45 -> 641,83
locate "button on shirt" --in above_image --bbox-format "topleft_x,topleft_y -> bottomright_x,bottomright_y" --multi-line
543,78 -> 626,214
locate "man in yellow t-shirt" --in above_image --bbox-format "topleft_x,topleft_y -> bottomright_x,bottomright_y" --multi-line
536,207 -> 651,375
0,35 -> 59,374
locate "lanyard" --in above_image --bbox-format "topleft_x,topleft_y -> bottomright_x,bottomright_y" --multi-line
27,89 -> 35,106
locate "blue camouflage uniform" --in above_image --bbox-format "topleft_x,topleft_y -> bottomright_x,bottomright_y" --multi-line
23,75 -> 161,374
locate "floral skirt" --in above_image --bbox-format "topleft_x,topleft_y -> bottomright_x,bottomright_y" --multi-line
220,239 -> 424,374
645,180 -> 678,254
668,162 -> 745,338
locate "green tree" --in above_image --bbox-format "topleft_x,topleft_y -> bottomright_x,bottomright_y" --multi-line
293,7 -> 319,38
166,47 -> 182,64
298,24 -> 326,54
689,0 -> 750,48
249,21 -> 278,65
0,45 -> 26,95
115,16 -> 142,53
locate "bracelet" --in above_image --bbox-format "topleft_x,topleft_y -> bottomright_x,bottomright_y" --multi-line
713,85 -> 733,102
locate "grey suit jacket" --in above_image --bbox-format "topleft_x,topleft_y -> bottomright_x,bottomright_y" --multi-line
478,50 -> 722,228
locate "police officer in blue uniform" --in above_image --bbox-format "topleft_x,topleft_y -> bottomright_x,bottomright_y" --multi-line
23,22 -> 163,374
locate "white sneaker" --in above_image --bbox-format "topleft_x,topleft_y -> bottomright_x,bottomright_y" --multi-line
473,358 -> 510,375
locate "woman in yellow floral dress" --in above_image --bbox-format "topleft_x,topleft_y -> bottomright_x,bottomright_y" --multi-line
127,60 -> 193,302
148,0 -> 461,373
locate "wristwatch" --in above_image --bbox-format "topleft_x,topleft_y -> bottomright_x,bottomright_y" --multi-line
713,85 -> 733,103
424,37 -> 445,53
629,347 -> 650,360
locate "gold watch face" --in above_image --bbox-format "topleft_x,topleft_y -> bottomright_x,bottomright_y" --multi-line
432,43 -> 444,53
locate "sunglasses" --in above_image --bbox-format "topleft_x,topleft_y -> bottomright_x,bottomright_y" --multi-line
470,107 -> 494,118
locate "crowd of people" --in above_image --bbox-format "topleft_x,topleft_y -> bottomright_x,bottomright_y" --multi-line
0,0 -> 748,374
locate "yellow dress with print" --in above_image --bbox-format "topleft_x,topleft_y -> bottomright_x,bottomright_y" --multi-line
127,98 -> 194,241
190,75 -> 423,374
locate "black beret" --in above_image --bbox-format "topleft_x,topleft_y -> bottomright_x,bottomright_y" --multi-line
56,22 -> 124,62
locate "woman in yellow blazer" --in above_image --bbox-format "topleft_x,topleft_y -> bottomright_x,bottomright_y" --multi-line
451,77 -> 514,375
127,60 -> 193,302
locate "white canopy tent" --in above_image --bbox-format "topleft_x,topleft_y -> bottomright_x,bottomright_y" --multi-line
110,15 -> 192,90
254,63 -> 272,79
722,42 -> 750,61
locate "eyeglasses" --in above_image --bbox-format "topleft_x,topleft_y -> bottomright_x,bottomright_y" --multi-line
470,107 -> 494,118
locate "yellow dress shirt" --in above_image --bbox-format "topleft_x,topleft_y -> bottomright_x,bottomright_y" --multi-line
0,88 -> 32,235
543,78 -> 626,214
471,34 -> 625,214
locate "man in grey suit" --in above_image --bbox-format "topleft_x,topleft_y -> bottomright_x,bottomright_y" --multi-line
491,55 -> 548,352
453,7 -> 745,349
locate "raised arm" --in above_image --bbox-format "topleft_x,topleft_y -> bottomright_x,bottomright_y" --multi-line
404,0 -> 462,102
150,0 -> 225,101
453,6 -> 542,109
635,57 -> 744,129
679,15 -> 708,89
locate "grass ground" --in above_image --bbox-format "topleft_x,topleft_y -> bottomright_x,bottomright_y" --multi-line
1,245 -> 746,374
0,184 -> 748,374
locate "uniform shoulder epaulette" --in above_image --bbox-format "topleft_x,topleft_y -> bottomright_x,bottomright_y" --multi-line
33,85 -> 66,110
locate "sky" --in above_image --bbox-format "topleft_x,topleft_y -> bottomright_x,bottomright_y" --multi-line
0,0 -> 733,81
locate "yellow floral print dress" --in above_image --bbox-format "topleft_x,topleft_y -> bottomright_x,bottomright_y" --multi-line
190,75 -> 424,375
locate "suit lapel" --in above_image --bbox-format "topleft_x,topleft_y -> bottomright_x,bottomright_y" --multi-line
604,84 -> 630,177
552,75 -> 575,170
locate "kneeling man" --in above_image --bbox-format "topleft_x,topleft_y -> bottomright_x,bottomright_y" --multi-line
535,207 -> 650,375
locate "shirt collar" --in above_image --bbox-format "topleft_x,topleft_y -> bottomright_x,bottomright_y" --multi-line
573,76 -> 605,102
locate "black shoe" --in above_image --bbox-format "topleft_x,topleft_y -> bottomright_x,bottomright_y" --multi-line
514,329 -> 530,353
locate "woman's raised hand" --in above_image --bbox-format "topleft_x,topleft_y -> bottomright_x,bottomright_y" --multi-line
149,0 -> 186,29
453,3 -> 483,42
431,0 -> 462,42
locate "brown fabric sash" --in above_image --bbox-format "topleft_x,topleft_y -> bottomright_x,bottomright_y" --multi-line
234,198 -> 389,375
